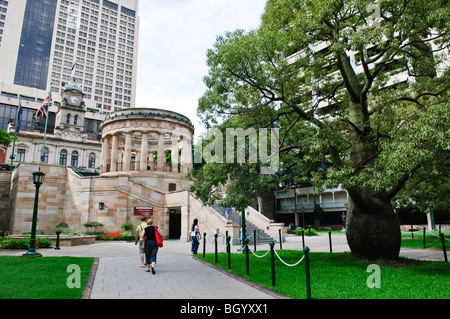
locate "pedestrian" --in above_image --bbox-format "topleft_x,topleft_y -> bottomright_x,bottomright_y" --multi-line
134,216 -> 148,268
224,206 -> 231,220
140,219 -> 159,274
190,218 -> 201,255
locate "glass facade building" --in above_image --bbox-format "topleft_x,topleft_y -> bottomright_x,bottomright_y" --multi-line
14,0 -> 58,90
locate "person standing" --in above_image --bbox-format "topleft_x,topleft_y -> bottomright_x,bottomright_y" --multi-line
141,219 -> 159,274
134,216 -> 148,268
224,206 -> 231,220
190,218 -> 201,255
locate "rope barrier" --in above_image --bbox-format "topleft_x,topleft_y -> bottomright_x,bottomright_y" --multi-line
274,249 -> 305,266
248,246 -> 305,266
249,248 -> 270,258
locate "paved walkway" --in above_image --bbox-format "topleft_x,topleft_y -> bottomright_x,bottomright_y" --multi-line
0,233 -> 446,299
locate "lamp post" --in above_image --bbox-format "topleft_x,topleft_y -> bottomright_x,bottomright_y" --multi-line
22,169 -> 45,258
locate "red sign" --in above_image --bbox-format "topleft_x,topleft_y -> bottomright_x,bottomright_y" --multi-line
134,207 -> 153,216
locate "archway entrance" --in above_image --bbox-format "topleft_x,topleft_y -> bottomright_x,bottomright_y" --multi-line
169,207 -> 181,239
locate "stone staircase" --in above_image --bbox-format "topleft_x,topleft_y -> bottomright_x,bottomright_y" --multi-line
210,204 -> 274,245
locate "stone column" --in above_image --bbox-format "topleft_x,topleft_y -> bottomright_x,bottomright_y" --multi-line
181,136 -> 191,174
123,131 -> 132,171
135,150 -> 140,171
100,141 -> 105,173
157,133 -> 165,171
171,134 -> 179,173
102,136 -> 111,173
140,132 -> 148,171
110,134 -> 119,172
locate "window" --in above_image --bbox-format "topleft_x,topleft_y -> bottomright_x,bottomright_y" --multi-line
74,114 -> 78,125
88,153 -> 96,168
71,151 -> 78,167
66,113 -> 71,124
59,149 -> 67,166
41,147 -> 49,163
17,149 -> 25,162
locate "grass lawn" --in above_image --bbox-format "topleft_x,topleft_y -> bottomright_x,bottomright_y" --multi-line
0,256 -> 95,299
401,231 -> 449,250
198,251 -> 450,299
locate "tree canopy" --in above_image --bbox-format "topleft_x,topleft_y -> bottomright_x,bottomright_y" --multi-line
192,0 -> 449,217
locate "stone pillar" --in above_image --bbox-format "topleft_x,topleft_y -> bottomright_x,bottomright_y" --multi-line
181,136 -> 191,174
101,136 -> 111,173
157,133 -> 165,171
111,134 -> 119,172
140,132 -> 148,171
123,132 -> 132,171
135,150 -> 140,171
171,134 -> 179,173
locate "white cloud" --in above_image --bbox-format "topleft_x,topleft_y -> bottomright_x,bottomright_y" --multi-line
136,0 -> 267,140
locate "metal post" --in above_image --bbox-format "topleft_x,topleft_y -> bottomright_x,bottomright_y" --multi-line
303,246 -> 311,299
440,233 -> 448,262
301,229 -> 305,248
254,229 -> 257,252
423,228 -> 426,249
227,236 -> 231,269
214,233 -> 218,263
411,225 -> 414,239
328,231 -> 332,253
245,238 -> 250,275
279,229 -> 282,250
23,180 -> 43,258
55,231 -> 62,250
270,241 -> 275,286
202,232 -> 206,258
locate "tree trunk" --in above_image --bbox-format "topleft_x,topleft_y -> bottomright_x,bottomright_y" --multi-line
346,189 -> 401,260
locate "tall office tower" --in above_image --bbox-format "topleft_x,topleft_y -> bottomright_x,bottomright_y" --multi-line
0,0 -> 139,114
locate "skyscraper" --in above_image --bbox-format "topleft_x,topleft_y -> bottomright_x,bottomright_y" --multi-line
0,0 -> 139,115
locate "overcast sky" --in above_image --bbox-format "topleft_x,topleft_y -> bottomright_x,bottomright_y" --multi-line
135,0 -> 267,139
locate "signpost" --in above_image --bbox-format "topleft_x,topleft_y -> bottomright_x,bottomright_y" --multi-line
134,207 -> 153,216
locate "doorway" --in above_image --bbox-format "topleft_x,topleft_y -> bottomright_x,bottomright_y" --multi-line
169,207 -> 181,239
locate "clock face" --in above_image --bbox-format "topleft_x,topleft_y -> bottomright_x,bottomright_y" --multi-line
69,95 -> 79,105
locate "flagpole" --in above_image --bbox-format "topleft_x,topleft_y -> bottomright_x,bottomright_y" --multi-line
40,81 -> 52,163
9,95 -> 21,171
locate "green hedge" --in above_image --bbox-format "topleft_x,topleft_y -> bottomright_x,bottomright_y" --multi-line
0,237 -> 52,249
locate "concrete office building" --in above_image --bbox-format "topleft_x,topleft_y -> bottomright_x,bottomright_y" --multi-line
0,0 -> 139,114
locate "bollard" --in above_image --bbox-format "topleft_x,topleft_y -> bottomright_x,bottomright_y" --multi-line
411,225 -> 414,239
440,233 -> 448,262
254,229 -> 257,252
303,246 -> 311,299
279,229 -> 283,250
301,229 -> 305,248
328,231 -> 332,253
227,235 -> 231,269
54,231 -> 62,250
214,233 -> 218,263
245,238 -> 250,275
202,232 -> 206,258
269,241 -> 276,286
423,228 -> 426,249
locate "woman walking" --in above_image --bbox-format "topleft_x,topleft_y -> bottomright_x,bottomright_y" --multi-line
190,218 -> 201,255
140,219 -> 159,274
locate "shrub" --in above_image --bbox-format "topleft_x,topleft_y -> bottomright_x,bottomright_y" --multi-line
83,221 -> 104,235
1,237 -> 52,249
55,222 -> 69,229
102,231 -> 122,240
295,228 -> 318,236
120,221 -> 133,231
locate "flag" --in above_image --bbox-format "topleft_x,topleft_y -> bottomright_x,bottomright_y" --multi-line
34,92 -> 52,121
71,61 -> 77,77
16,102 -> 22,133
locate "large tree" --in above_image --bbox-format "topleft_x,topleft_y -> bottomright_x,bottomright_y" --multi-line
194,0 -> 449,259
